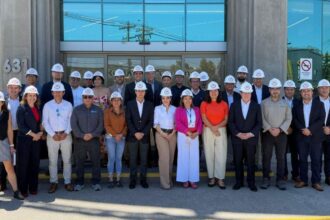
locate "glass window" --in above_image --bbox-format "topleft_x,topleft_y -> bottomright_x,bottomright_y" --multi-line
103,4 -> 143,42
186,4 -> 225,42
323,1 -> 330,79
145,4 -> 185,42
62,2 -> 102,41
186,0 -> 224,3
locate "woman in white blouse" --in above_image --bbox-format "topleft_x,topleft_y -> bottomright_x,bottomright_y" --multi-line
153,87 -> 176,189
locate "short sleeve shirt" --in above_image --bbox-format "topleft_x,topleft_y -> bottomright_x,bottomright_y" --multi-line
200,101 -> 229,126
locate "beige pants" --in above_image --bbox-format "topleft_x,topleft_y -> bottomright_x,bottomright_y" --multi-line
155,132 -> 176,189
203,127 -> 227,179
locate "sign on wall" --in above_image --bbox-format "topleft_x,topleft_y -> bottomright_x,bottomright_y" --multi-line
3,58 -> 28,74
299,58 -> 313,80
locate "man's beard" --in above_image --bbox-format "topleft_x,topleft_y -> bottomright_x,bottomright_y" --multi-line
237,77 -> 245,83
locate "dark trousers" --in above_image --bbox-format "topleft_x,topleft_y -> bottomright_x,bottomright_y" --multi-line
128,141 -> 149,182
323,139 -> 330,178
1,130 -> 18,189
75,138 -> 100,185
16,137 -> 41,194
232,139 -> 256,186
297,138 -> 322,184
262,132 -> 287,181
284,133 -> 300,178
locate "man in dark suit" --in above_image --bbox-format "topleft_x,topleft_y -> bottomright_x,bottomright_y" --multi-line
40,63 -> 73,109
189,71 -> 205,107
228,82 -> 262,192
144,65 -> 162,107
282,80 -> 300,182
171,70 -> 188,107
222,75 -> 241,108
251,69 -> 270,104
126,81 -> 154,189
293,81 -> 325,191
124,65 -> 153,106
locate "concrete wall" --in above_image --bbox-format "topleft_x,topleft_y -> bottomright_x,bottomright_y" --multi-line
227,0 -> 287,84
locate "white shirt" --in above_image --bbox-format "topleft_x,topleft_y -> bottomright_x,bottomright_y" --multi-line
136,99 -> 144,118
255,86 -> 262,104
226,92 -> 234,107
234,81 -> 244,93
319,96 -> 330,124
7,97 -> 20,130
153,105 -> 176,129
284,96 -> 294,109
186,108 -> 196,128
42,99 -> 73,136
241,100 -> 250,119
71,86 -> 84,107
303,100 -> 312,128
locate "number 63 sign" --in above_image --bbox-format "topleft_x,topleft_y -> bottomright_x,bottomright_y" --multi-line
3,58 -> 28,74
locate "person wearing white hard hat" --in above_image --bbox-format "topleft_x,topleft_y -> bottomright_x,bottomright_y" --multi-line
16,86 -> 42,198
71,87 -> 104,192
0,91 -> 24,200
125,81 -> 154,189
109,69 -> 126,102
83,71 -> 94,89
92,71 -> 110,110
316,79 -> 330,185
124,65 -> 153,105
260,78 -> 292,191
42,82 -> 74,193
199,71 -> 210,91
293,81 -> 325,191
175,89 -> 203,189
234,65 -> 249,93
41,63 -> 73,108
282,80 -> 300,183
189,71 -> 205,107
228,81 -> 261,192
153,87 -> 176,189
200,81 -> 229,189
21,68 -> 41,96
69,71 -> 84,107
144,65 -> 162,107
104,91 -> 127,188
222,75 -> 241,108
161,71 -> 172,88
251,69 -> 270,105
171,70 -> 188,107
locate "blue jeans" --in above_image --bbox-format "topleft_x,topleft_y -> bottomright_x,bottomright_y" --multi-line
105,136 -> 125,175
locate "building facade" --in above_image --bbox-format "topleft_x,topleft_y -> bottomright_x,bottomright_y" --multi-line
0,0 -> 329,90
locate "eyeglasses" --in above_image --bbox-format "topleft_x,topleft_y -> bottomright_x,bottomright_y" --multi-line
83,96 -> 93,99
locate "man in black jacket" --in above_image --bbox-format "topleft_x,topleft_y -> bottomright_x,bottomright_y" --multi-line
228,82 -> 262,192
126,81 -> 154,189
293,81 -> 325,191
40,63 -> 73,109
222,75 -> 241,108
251,69 -> 270,104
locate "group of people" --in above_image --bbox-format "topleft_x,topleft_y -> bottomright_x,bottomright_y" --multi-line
1,62 -> 330,201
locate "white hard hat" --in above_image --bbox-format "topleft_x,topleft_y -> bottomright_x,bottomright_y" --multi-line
0,91 -> 5,102
237,65 -> 248,74
70,71 -> 81,79
318,79 -> 330,88
283,80 -> 296,88
93,71 -> 104,79
110,91 -> 123,100
145,65 -> 155,72
189,71 -> 200,79
299,81 -> 313,90
114,69 -> 125,77
162,71 -> 172,79
240,82 -> 253,93
252,69 -> 265,78
133,65 -> 144,73
83,71 -> 94,79
51,82 -> 65,92
26,68 -> 38,76
268,78 -> 282,88
224,75 -> 236,84
207,81 -> 220,90
23,85 -> 39,96
51,63 -> 64,73
160,87 -> 172,97
134,81 -> 147,90
7,77 -> 22,87
181,89 -> 193,97
82,88 -> 95,96
200,71 -> 209,82
175,70 -> 185,76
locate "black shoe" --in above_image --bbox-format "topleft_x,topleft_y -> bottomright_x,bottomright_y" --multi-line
116,180 -> 123,188
0,184 -> 7,192
141,181 -> 149,189
108,181 -> 115,189
129,181 -> 136,189
232,183 -> 241,190
13,191 -> 24,200
249,185 -> 258,192
325,177 -> 330,186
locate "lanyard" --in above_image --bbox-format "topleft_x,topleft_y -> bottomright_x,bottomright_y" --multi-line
186,108 -> 192,124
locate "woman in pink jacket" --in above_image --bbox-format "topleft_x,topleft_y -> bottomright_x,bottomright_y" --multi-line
175,89 -> 203,189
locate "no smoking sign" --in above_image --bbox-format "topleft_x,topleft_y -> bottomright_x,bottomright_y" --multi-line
299,58 -> 313,80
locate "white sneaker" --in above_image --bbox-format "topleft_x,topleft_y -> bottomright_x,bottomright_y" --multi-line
92,184 -> 102,191
74,184 -> 85,191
